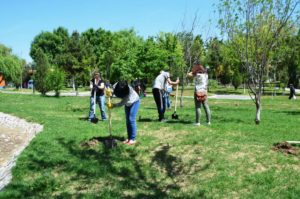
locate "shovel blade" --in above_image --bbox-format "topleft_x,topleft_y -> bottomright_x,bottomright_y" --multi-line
104,138 -> 117,148
90,117 -> 99,123
172,113 -> 179,119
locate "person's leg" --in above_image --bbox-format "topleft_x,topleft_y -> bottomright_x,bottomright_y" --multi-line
99,95 -> 107,120
89,96 -> 95,120
166,94 -> 170,109
194,97 -> 201,124
163,93 -> 168,109
161,90 -> 166,118
125,106 -> 131,141
153,88 -> 164,121
128,100 -> 140,141
203,99 -> 211,124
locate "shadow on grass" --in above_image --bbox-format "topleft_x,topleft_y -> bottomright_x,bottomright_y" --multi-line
166,120 -> 193,124
213,115 -> 249,124
138,117 -> 193,125
143,107 -> 159,110
78,116 -> 99,124
3,137 -> 208,198
276,110 -> 300,115
57,138 -> 193,198
138,117 -> 157,122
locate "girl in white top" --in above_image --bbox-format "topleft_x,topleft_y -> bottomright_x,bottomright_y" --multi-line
187,64 -> 211,126
109,81 -> 140,145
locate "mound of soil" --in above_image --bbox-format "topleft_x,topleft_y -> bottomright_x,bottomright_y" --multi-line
272,142 -> 299,155
80,138 -> 100,148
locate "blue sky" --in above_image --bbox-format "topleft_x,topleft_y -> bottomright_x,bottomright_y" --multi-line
0,0 -> 220,62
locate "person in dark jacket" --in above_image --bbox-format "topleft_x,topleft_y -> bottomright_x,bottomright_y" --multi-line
88,72 -> 107,121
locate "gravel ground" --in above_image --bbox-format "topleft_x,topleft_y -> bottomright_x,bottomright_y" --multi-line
0,112 -> 43,191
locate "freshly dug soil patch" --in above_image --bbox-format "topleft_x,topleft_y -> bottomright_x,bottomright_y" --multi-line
81,138 -> 100,148
272,142 -> 299,155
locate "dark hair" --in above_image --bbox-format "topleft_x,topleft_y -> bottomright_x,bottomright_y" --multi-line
114,81 -> 129,98
192,64 -> 206,75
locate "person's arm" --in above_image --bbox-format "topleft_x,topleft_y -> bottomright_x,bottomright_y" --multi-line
98,82 -> 105,89
186,72 -> 194,78
89,81 -> 93,90
167,77 -> 180,85
113,97 -> 127,107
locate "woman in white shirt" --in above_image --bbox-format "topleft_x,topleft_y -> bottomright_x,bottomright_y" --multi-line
110,81 -> 140,145
187,64 -> 211,126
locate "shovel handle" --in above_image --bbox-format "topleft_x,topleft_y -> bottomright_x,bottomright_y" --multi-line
174,83 -> 179,112
93,79 -> 96,115
108,96 -> 112,136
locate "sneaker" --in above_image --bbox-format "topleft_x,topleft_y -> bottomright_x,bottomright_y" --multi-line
123,139 -> 129,144
194,123 -> 200,126
126,140 -> 136,145
160,119 -> 168,123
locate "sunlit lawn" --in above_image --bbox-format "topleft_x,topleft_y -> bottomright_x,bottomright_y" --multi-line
0,93 -> 299,198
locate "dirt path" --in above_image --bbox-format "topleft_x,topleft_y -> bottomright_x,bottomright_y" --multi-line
0,126 -> 27,165
0,112 -> 43,190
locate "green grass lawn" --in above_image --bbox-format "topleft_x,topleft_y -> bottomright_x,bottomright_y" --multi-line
0,93 -> 299,198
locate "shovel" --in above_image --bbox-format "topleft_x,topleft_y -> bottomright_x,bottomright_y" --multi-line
172,83 -> 179,119
104,91 -> 117,148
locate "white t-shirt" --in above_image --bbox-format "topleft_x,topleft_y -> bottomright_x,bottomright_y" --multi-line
194,73 -> 208,92
152,71 -> 170,90
113,85 -> 140,107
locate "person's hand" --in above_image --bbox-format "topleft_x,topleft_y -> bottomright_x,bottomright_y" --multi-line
176,78 -> 180,84
106,102 -> 113,109
105,88 -> 113,97
93,85 -> 99,91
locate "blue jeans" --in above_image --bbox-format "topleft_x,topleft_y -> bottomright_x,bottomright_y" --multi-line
125,100 -> 140,141
89,95 -> 107,120
164,93 -> 171,109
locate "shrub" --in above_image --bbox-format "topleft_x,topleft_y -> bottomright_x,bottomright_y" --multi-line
209,79 -> 218,89
232,72 -> 243,90
47,67 -> 65,97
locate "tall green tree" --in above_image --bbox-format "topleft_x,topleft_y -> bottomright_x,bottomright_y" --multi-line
109,29 -> 143,82
34,48 -> 50,95
157,32 -> 185,106
0,44 -> 24,87
206,37 -> 223,80
55,31 -> 88,94
136,37 -> 168,83
81,28 -> 113,80
47,67 -> 65,97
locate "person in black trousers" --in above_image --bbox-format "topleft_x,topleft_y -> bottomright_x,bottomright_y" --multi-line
289,84 -> 296,100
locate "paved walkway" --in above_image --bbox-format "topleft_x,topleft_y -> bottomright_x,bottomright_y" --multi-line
1,90 -> 252,100
0,112 -> 43,190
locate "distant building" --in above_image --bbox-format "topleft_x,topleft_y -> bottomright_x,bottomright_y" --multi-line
0,74 -> 5,89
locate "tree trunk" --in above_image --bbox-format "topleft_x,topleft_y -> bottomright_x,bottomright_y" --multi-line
72,76 -> 75,91
72,76 -> 78,96
255,95 -> 261,125
180,74 -> 185,107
